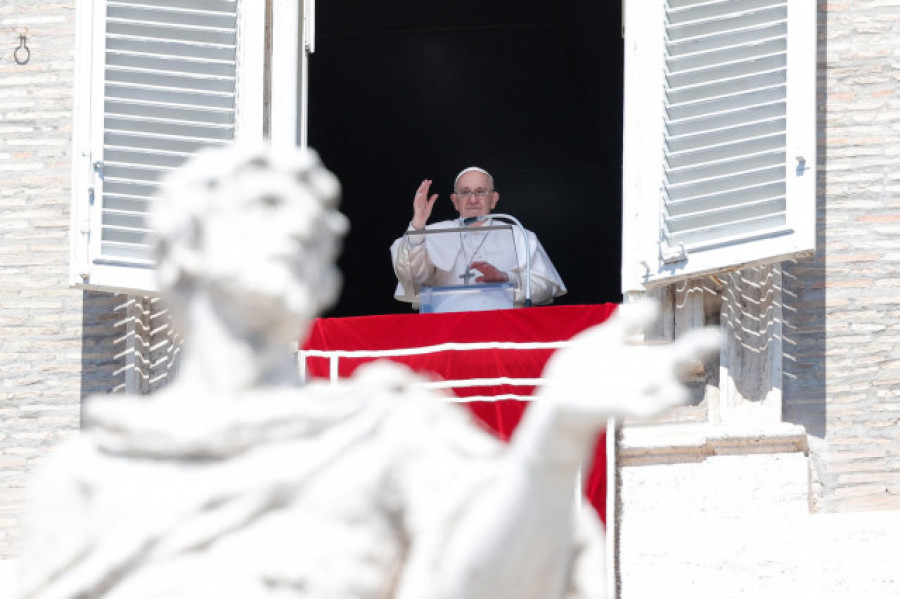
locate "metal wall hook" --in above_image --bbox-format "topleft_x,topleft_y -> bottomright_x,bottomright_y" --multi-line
14,28 -> 30,65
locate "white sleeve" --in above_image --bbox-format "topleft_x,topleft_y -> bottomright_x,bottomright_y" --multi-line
510,269 -> 558,306
390,225 -> 436,303
510,234 -> 567,306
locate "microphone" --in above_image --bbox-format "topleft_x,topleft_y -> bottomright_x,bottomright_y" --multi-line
462,216 -> 486,226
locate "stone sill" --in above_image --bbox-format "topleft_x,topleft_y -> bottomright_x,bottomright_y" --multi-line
619,422 -> 809,467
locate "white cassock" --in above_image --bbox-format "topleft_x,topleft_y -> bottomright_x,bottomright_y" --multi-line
390,218 -> 567,308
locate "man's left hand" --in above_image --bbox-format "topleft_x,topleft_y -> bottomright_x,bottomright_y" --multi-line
470,261 -> 509,283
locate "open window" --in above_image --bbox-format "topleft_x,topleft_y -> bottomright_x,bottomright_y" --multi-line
308,1 -> 624,317
70,0 -> 265,293
621,0 -> 816,294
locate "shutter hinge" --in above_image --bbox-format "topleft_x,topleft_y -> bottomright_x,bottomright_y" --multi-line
87,159 -> 104,209
661,243 -> 687,264
77,155 -> 104,279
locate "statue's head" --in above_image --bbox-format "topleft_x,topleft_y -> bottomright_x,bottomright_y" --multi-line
152,144 -> 348,343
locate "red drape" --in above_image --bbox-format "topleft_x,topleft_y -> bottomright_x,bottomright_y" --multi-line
301,303 -> 617,522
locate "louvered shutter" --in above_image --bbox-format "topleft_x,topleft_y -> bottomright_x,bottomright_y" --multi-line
71,0 -> 264,292
621,0 -> 815,293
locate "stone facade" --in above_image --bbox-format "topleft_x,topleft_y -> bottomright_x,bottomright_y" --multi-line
0,1 -> 132,558
619,0 -> 900,509
783,0 -> 900,512
1,0 -> 899,588
615,1 -> 900,595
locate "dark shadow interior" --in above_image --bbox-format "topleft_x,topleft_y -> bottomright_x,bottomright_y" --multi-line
309,0 -> 624,317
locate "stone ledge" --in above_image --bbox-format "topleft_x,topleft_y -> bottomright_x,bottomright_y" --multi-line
620,422 -> 809,467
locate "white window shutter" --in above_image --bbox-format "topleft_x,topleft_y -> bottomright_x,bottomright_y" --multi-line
621,0 -> 815,293
71,0 -> 264,293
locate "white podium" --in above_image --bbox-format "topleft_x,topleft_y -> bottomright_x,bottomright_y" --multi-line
419,283 -> 515,314
394,219 -> 534,312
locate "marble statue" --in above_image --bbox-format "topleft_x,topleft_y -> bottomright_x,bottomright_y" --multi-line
15,144 -> 719,599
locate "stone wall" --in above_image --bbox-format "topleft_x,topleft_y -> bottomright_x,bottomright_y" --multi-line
2,0 -> 899,570
0,1 -> 131,559
782,0 -> 900,512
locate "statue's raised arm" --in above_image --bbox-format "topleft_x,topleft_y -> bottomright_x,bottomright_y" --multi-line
429,301 -> 721,599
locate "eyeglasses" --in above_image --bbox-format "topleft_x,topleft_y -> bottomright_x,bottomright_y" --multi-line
454,189 -> 493,199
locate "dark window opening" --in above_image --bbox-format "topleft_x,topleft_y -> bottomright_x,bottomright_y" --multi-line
309,0 -> 624,317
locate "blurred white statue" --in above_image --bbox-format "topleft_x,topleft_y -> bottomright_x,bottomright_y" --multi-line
15,144 -> 718,599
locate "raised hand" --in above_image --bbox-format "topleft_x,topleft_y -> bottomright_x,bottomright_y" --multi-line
470,261 -> 509,283
411,179 -> 438,231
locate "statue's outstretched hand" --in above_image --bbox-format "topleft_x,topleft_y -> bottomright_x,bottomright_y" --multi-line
538,300 -> 721,427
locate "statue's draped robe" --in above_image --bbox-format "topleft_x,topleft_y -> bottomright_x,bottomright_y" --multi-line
16,363 -> 604,599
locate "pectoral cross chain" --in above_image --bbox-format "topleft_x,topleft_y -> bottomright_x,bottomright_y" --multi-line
458,218 -> 491,285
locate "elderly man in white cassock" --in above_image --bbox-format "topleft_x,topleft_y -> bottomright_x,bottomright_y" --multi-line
391,167 -> 566,308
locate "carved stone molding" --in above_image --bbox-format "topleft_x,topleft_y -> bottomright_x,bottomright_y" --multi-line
619,422 -> 809,467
